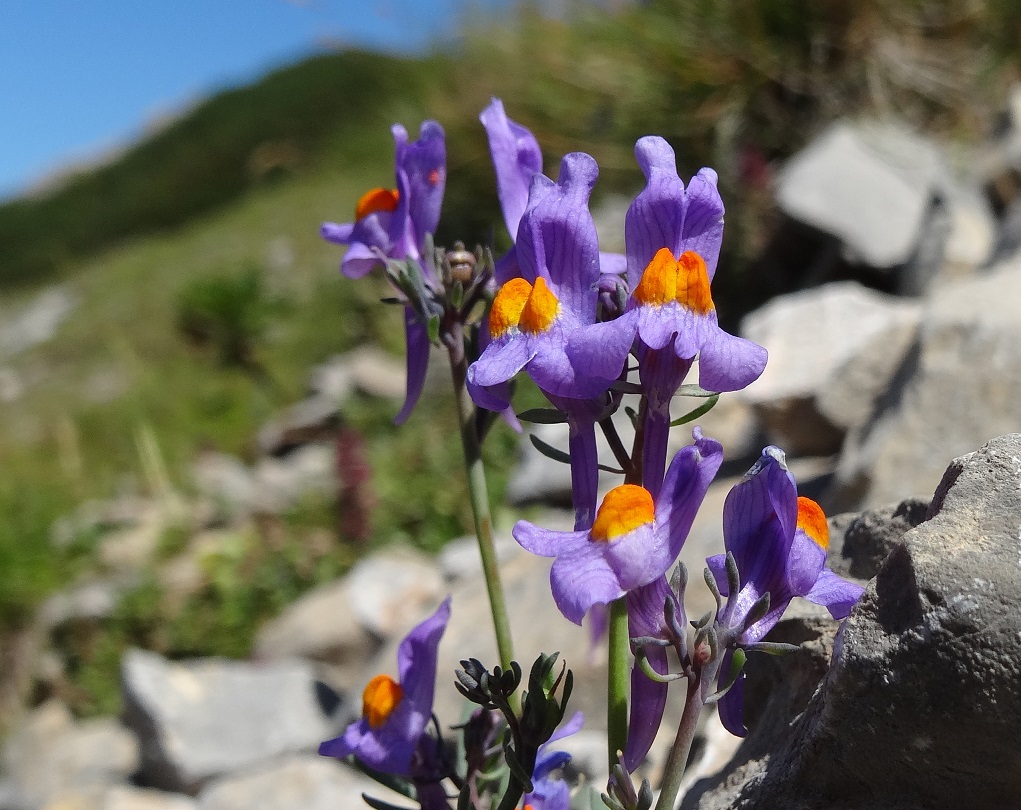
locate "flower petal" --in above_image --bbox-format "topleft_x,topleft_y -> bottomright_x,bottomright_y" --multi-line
565,317 -> 634,387
513,521 -> 590,558
625,137 -> 687,290
716,649 -> 747,737
803,568 -> 865,619
468,333 -> 535,389
549,541 -> 629,625
402,120 -> 446,251
655,428 -> 724,559
697,328 -> 767,393
678,168 -> 725,280
394,309 -> 430,425
480,98 -> 542,238
397,596 -> 451,717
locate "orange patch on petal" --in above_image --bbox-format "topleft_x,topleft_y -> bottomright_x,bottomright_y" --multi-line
355,187 -> 400,220
675,251 -> 714,314
591,484 -> 655,542
489,278 -> 534,337
796,497 -> 829,550
362,674 -> 404,729
519,277 -> 560,335
428,168 -> 441,186
633,247 -> 678,306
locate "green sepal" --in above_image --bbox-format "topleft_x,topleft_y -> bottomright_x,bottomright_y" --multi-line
427,313 -> 441,346
746,641 -> 802,656
705,647 -> 747,705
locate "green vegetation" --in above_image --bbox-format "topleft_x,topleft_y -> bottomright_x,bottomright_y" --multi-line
3,0 -> 1021,715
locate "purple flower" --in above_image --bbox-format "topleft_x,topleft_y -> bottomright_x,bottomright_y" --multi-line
514,429 -> 722,625
321,121 -> 446,424
521,711 -> 585,810
319,596 -> 451,776
580,136 -> 768,493
481,98 -> 626,285
707,447 -> 864,735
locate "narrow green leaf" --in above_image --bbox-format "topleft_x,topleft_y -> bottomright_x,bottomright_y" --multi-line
669,393 -> 719,426
529,434 -> 572,465
517,408 -> 569,424
427,314 -> 441,345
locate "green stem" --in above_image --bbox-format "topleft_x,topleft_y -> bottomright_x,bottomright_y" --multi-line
654,675 -> 704,810
444,323 -> 515,672
607,596 -> 630,773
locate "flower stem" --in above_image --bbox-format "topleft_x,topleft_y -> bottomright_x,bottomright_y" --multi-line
443,322 -> 515,672
654,674 -> 704,810
607,596 -> 630,773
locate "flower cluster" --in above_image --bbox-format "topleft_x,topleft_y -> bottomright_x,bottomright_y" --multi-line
318,98 -> 865,810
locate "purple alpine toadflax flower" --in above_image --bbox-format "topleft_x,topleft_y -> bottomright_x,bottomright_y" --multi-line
467,150 -> 632,528
319,597 -> 451,777
708,447 -> 864,735
513,429 -> 722,625
578,136 -> 768,495
321,121 -> 446,424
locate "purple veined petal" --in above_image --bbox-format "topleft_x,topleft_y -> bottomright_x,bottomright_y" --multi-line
655,429 -> 724,559
784,527 -> 828,597
515,173 -> 556,285
600,522 -> 669,593
321,221 -> 354,245
637,345 -> 694,497
467,375 -> 513,414
494,244 -> 523,286
389,124 -> 415,259
468,333 -> 535,388
716,648 -> 747,737
339,243 -> 382,280
598,251 -> 627,276
394,309 -> 430,425
722,449 -> 798,590
625,136 -> 686,290
697,327 -> 768,393
527,327 -> 616,401
549,710 -> 585,745
677,168 -> 725,281
396,596 -> 451,718
520,153 -> 602,319
513,520 -> 590,557
402,120 -> 446,250
549,540 -> 630,625
635,303 -> 682,352
480,98 -> 543,238
319,699 -> 420,776
670,307 -> 716,361
804,568 -> 865,620
565,317 -> 634,386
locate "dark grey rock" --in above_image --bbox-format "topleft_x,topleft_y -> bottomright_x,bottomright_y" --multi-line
121,650 -> 338,794
686,434 -> 1021,809
828,498 -> 930,581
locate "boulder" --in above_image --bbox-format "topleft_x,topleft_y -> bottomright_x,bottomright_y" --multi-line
0,701 -> 138,810
831,262 -> 1021,509
196,756 -> 392,810
120,650 -> 338,794
344,548 -> 445,639
685,434 -> 1021,808
776,121 -> 944,271
740,282 -> 920,455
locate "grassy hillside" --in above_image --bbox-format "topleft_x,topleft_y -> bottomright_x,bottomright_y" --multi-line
3,0 -> 1021,640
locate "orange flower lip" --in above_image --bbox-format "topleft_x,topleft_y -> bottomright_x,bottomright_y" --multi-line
355,187 -> 400,220
796,496 -> 829,550
488,277 -> 560,337
362,673 -> 404,729
633,247 -> 714,314
591,484 -> 655,542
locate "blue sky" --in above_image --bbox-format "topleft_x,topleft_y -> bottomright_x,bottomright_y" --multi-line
0,0 -> 512,200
